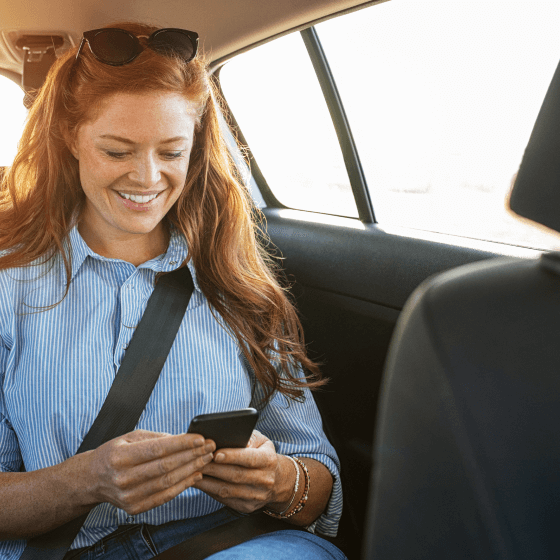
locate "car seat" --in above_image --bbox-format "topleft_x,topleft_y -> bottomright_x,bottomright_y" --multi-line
362,59 -> 560,559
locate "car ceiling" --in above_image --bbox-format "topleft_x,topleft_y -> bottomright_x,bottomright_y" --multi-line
0,0 -> 384,78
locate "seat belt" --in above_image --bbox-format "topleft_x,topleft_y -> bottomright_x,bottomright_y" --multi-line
20,265 -> 195,560
153,511 -> 304,560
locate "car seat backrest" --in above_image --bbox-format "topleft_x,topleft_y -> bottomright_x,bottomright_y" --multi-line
363,57 -> 560,560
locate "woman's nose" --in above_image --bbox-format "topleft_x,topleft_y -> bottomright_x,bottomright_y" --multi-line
129,153 -> 161,186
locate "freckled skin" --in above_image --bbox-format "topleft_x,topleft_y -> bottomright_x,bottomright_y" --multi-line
70,91 -> 197,264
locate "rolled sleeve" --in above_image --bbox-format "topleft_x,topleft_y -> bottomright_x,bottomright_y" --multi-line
0,340 -> 23,473
255,384 -> 343,536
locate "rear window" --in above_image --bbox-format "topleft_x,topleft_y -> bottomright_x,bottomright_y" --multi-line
316,0 -> 560,250
0,75 -> 26,166
220,0 -> 560,251
220,33 -> 358,218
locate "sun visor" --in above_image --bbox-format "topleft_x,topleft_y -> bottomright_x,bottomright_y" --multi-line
509,58 -> 560,233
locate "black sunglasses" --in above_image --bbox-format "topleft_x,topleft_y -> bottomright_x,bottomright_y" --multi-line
76,27 -> 199,66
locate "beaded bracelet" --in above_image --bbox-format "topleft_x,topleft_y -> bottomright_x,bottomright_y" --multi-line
284,457 -> 310,518
264,457 -> 310,519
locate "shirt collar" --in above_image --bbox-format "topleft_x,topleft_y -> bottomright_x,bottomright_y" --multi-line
67,225 -> 93,281
66,224 -> 201,293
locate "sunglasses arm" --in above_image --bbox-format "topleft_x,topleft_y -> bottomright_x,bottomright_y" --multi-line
75,37 -> 87,60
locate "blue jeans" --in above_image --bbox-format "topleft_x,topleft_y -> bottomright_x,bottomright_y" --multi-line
62,509 -> 346,559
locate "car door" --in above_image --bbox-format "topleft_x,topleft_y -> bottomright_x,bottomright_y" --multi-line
213,2 -> 560,558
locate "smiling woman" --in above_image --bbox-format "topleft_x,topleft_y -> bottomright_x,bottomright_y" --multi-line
69,92 -> 197,265
0,21 -> 344,560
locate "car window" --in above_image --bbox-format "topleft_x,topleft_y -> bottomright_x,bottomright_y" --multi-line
219,32 -> 359,218
220,0 -> 560,251
316,0 -> 560,250
219,111 -> 266,209
0,75 -> 26,167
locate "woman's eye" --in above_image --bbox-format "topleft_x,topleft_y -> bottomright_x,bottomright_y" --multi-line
105,151 -> 128,159
103,150 -> 184,160
163,151 -> 184,160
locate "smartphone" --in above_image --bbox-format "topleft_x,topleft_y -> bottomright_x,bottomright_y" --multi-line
187,407 -> 258,450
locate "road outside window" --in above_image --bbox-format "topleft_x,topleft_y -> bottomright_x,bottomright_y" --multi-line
220,32 -> 358,218
0,75 -> 26,166
317,0 -> 560,250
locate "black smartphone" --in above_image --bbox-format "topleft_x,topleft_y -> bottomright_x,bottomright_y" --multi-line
187,408 -> 258,450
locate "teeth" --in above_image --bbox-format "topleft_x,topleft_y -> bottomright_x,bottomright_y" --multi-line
119,192 -> 159,203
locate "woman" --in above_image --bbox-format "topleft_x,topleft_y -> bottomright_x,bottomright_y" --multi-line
0,22 -> 344,560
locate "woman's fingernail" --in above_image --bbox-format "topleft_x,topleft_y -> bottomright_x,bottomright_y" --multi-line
215,453 -> 225,463
204,442 -> 215,453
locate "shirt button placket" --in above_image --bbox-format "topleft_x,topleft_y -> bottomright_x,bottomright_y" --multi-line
118,281 -> 136,363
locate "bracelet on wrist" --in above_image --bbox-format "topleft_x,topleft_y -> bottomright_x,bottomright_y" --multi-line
264,456 -> 310,520
264,455 -> 299,518
270,455 -> 300,517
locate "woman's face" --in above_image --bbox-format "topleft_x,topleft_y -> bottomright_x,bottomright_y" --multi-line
71,91 -> 197,251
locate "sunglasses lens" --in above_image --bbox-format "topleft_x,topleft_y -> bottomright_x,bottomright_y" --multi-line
150,30 -> 196,61
90,30 -> 139,65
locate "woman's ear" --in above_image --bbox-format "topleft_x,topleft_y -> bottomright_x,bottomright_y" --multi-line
67,138 -> 79,161
60,124 -> 79,160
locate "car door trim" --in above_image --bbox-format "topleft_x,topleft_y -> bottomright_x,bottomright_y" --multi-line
300,26 -> 375,223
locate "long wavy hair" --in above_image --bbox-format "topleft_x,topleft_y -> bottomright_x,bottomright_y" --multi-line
0,21 -> 324,401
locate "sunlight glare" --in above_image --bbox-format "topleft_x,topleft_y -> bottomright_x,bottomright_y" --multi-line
0,77 -> 26,166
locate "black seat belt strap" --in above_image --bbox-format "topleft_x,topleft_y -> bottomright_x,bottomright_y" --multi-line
21,265 -> 194,560
154,511 -> 304,560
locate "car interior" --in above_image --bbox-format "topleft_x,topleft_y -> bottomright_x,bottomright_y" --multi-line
364,56 -> 560,559
1,1 -> 559,559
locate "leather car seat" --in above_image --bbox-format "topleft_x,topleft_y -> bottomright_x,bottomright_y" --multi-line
362,60 -> 560,559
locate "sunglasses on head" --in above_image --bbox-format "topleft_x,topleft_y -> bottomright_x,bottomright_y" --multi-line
76,27 -> 199,66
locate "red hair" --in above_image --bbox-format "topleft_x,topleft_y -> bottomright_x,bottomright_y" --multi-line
0,22 -> 323,401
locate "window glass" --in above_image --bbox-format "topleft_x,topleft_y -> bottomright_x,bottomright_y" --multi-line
317,0 -> 560,250
219,32 -> 358,218
0,76 -> 26,166
218,111 -> 266,208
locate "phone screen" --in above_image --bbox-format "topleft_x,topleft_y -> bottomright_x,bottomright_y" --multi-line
187,408 -> 258,449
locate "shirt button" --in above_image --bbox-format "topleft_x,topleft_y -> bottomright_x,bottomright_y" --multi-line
170,261 -> 177,265
126,516 -> 134,524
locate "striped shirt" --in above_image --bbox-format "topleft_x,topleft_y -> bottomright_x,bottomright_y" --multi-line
0,226 -> 342,559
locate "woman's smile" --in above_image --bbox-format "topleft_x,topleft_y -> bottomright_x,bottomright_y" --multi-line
115,189 -> 163,211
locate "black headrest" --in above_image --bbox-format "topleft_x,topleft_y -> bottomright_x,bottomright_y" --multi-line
509,59 -> 560,233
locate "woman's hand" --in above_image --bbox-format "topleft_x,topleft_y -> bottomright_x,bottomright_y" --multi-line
83,429 -> 215,515
194,429 -> 334,526
193,430 -> 292,514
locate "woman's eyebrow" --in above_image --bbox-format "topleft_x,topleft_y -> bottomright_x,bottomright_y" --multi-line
98,134 -> 188,144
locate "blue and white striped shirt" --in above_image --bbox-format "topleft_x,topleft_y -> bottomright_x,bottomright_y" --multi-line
0,226 -> 342,559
